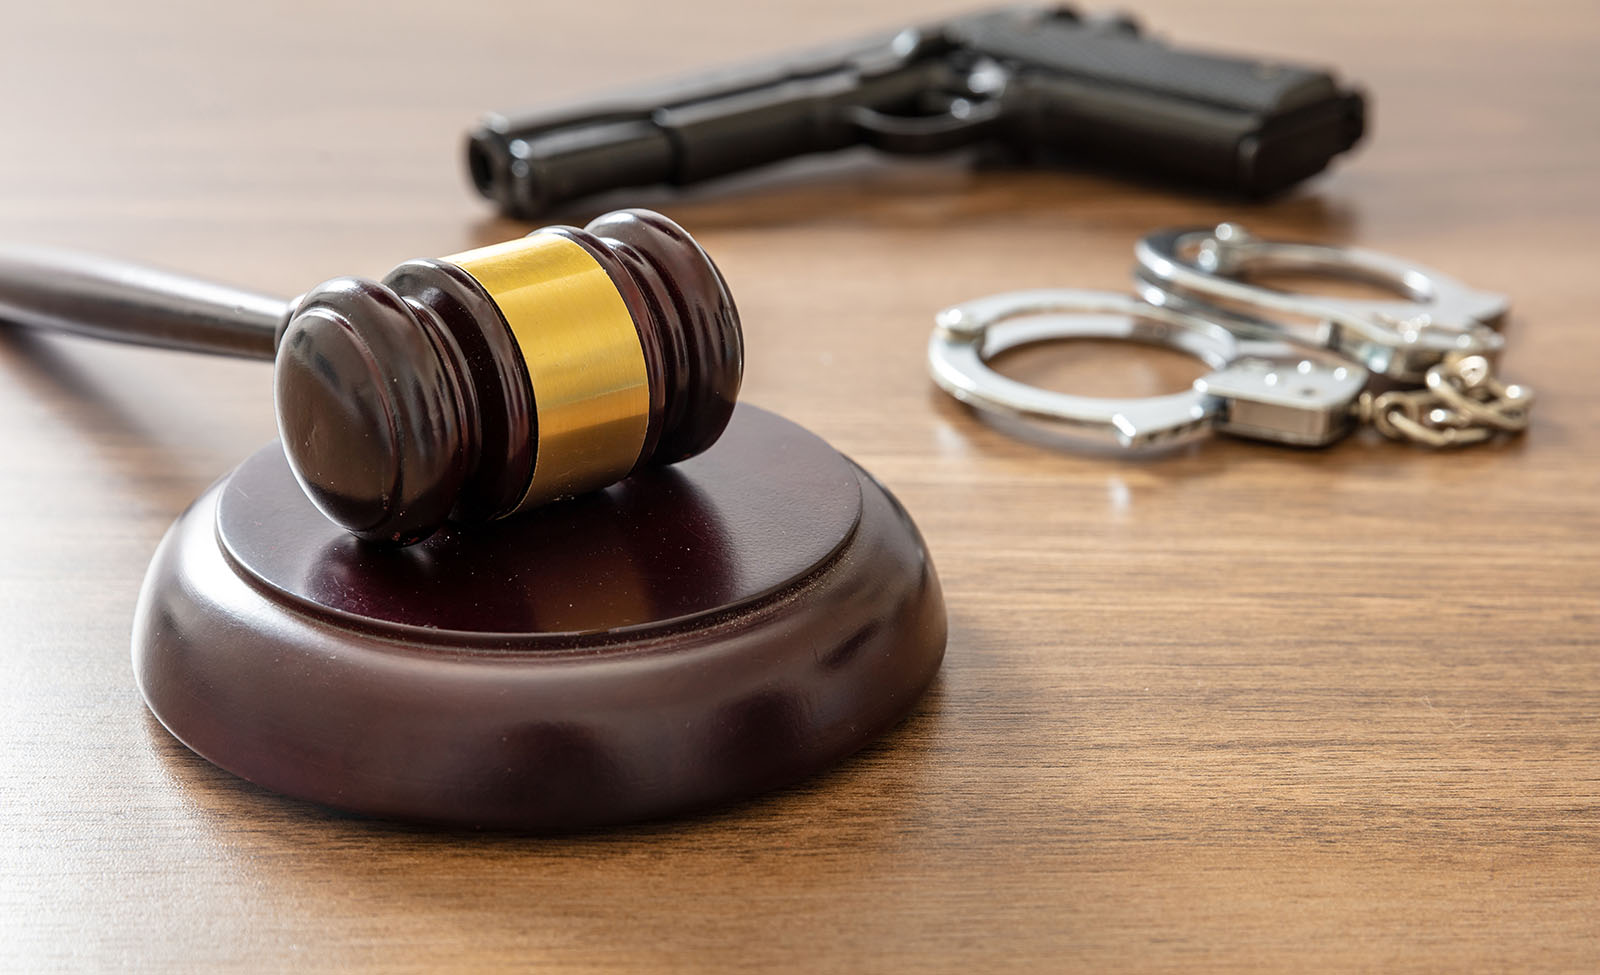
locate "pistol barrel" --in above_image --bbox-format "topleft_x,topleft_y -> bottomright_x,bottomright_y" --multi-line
469,112 -> 677,217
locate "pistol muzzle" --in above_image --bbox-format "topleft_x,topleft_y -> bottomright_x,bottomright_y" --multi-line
468,115 -> 675,218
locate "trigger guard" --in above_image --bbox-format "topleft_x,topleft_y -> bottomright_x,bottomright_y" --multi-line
846,100 -> 1002,154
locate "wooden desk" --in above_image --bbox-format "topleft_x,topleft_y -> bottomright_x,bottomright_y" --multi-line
2,1 -> 1595,970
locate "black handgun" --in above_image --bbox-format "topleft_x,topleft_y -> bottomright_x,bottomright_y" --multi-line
466,5 -> 1366,218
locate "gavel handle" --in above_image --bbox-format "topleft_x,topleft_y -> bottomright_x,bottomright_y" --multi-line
0,245 -> 287,361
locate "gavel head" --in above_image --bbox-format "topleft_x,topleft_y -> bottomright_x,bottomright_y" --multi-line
273,209 -> 742,545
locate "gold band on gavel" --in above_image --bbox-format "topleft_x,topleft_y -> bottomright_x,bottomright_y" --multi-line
444,233 -> 650,513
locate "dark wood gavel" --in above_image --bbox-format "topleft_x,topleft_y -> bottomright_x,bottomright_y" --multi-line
0,209 -> 743,544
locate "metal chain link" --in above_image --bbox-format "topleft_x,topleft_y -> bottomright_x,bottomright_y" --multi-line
1356,353 -> 1534,447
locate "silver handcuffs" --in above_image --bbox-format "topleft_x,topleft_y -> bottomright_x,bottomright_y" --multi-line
929,223 -> 1533,450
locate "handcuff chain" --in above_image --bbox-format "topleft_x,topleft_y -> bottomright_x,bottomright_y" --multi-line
1356,353 -> 1535,447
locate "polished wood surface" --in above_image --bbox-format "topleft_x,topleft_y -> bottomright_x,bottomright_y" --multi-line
1,0 -> 1595,971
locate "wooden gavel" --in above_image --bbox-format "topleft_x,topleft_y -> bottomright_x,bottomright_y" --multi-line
0,209 -> 743,544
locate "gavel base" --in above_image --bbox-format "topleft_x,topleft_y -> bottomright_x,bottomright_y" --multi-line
131,405 -> 946,830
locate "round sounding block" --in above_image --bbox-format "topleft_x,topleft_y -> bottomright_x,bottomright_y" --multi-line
132,405 -> 946,830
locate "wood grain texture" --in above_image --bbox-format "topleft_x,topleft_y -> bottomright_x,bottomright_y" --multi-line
0,0 -> 1595,971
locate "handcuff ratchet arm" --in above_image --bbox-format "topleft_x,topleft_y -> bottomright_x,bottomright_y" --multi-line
1134,223 -> 1509,382
929,289 -> 1368,451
